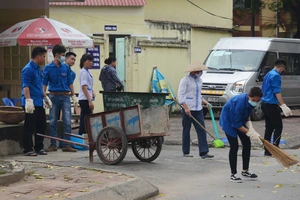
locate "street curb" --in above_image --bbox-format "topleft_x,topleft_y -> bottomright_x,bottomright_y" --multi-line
68,177 -> 159,200
0,162 -> 25,186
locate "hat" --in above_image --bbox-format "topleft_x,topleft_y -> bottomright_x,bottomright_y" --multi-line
185,61 -> 208,72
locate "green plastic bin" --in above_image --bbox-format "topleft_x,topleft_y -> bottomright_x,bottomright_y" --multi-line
100,91 -> 168,111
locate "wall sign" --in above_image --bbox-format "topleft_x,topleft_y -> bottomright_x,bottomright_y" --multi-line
104,25 -> 117,31
134,47 -> 142,53
86,45 -> 100,69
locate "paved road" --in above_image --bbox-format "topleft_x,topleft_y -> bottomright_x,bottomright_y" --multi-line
52,145 -> 300,200
166,114 -> 300,149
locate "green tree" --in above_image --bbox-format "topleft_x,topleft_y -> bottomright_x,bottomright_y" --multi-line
268,0 -> 300,38
234,0 -> 300,38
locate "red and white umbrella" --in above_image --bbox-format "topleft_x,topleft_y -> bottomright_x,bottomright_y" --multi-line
0,16 -> 93,48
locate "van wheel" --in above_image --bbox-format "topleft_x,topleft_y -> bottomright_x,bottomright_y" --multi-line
250,103 -> 264,121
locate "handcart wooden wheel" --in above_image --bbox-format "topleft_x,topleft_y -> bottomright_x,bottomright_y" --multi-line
96,126 -> 128,165
131,136 -> 163,162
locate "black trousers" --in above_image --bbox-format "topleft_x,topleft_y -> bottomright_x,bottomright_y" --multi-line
261,102 -> 283,155
226,132 -> 251,175
23,106 -> 46,153
79,100 -> 92,135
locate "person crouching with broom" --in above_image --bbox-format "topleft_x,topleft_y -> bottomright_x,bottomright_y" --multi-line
219,87 -> 262,183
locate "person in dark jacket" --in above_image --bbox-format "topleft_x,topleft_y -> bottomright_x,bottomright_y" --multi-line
99,57 -> 124,91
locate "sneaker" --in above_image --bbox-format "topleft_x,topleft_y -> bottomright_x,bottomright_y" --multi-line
241,171 -> 258,179
230,174 -> 242,183
62,146 -> 77,152
183,154 -> 193,157
200,154 -> 214,159
47,146 -> 58,152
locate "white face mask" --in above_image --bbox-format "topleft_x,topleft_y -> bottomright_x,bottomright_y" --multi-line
248,99 -> 258,107
195,71 -> 203,78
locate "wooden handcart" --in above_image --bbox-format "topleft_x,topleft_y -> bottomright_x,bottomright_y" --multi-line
85,105 -> 170,165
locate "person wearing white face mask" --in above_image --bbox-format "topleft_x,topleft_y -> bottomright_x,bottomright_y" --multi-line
178,61 -> 214,159
219,87 -> 262,183
261,59 -> 292,157
42,44 -> 78,153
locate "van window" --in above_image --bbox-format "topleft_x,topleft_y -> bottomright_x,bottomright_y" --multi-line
279,53 -> 300,75
205,50 -> 264,71
263,52 -> 277,68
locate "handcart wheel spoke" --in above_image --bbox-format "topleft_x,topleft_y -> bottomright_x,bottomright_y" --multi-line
96,126 -> 128,165
131,137 -> 163,162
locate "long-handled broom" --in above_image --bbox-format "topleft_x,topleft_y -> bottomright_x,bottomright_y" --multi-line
208,104 -> 224,147
173,99 -> 225,148
259,137 -> 299,168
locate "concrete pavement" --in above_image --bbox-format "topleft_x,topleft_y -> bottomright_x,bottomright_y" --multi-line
3,151 -> 158,200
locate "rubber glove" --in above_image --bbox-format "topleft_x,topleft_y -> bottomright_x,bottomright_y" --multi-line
25,99 -> 35,114
71,95 -> 79,107
280,104 -> 292,117
43,96 -> 52,109
246,129 -> 260,141
246,121 -> 253,129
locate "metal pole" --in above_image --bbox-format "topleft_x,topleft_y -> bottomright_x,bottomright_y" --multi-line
276,0 -> 279,37
251,0 -> 255,37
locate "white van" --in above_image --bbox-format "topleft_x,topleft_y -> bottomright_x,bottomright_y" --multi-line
202,37 -> 300,120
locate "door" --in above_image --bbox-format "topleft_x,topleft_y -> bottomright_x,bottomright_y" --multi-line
116,38 -> 126,91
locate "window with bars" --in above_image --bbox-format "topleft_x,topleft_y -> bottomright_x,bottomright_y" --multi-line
2,46 -> 29,80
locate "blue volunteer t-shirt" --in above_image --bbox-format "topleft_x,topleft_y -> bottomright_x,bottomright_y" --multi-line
42,62 -> 73,92
21,60 -> 44,107
261,68 -> 281,104
219,93 -> 253,138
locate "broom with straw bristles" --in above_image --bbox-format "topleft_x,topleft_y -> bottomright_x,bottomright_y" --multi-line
259,137 -> 299,168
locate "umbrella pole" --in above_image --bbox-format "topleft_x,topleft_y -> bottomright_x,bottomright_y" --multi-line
28,46 -> 31,61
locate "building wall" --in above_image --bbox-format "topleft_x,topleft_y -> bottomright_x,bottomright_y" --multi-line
50,4 -> 232,113
50,6 -> 147,112
145,0 -> 232,29
50,6 -> 146,35
261,6 -> 276,37
191,29 -> 232,63
132,42 -> 189,95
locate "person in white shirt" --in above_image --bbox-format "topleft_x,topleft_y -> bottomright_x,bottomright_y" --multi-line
178,61 -> 214,159
78,54 -> 95,135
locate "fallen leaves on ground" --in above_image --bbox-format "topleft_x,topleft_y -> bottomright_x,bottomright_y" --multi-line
274,184 -> 283,188
33,174 -> 44,179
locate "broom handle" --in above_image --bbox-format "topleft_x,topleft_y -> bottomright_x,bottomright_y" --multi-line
172,98 -> 216,140
209,105 -> 220,139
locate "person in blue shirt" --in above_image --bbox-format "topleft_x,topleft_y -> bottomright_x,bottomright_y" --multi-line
99,57 -> 124,91
261,59 -> 292,157
42,45 -> 78,153
78,54 -> 95,135
56,52 -> 77,121
65,52 -> 77,83
219,87 -> 262,183
21,46 -> 52,156
178,61 -> 213,159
